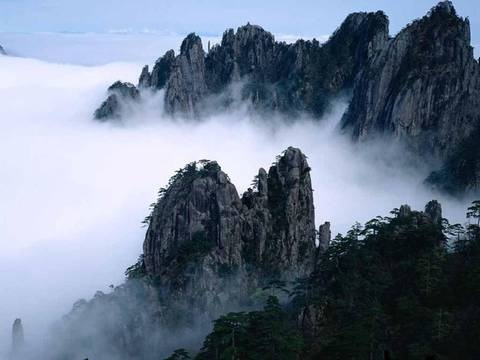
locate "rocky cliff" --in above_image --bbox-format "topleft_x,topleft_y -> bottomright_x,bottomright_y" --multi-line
341,1 -> 480,193
142,147 -> 317,314
94,12 -> 388,120
92,2 -> 480,194
343,1 -> 480,156
94,81 -> 140,120
0,45 -> 6,55
50,147 -> 322,359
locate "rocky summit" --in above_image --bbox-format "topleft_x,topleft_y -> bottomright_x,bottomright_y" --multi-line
46,147 -> 458,360
50,147 -> 320,359
94,81 -> 140,120
341,1 -> 480,193
94,13 -> 388,120
142,147 -> 317,314
92,2 -> 480,194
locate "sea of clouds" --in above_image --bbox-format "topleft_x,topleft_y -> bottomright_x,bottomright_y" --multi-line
0,33 -> 472,358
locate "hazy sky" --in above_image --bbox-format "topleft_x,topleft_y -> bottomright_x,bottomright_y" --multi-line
0,0 -> 479,46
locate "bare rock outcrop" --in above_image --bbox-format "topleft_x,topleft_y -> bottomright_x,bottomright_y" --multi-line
0,45 -> 6,55
341,1 -> 480,192
94,81 -> 140,120
150,50 -> 176,90
164,34 -> 207,116
142,147 -> 317,314
94,13 -> 388,119
241,147 -> 317,280
317,222 -> 331,256
44,147 -> 323,359
143,160 -> 245,313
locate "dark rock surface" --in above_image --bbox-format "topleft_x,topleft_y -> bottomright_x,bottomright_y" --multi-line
94,13 -> 388,119
343,1 -> 479,155
0,45 -> 6,55
143,147 -> 317,313
317,222 -> 331,256
165,34 -> 208,116
143,160 -> 245,314
92,2 -> 480,194
138,65 -> 151,89
150,50 -> 176,90
50,147 -> 324,359
426,126 -> 480,194
424,200 -> 443,227
94,81 -> 140,120
341,1 -> 480,192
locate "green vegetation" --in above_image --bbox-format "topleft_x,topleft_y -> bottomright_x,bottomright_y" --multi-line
197,296 -> 303,360
125,255 -> 146,279
194,200 -> 480,359
164,349 -> 191,360
426,127 -> 480,194
141,160 -> 224,227
176,231 -> 216,262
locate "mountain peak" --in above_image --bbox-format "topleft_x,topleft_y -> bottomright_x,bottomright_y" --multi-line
430,0 -> 456,16
180,32 -> 203,54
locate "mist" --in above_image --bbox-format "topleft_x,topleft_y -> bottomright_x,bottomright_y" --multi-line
0,38 -> 472,358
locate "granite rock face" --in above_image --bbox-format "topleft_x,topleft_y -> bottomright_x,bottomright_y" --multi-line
92,2 -> 480,193
150,50 -> 176,90
143,147 -> 318,314
164,34 -> 208,116
94,81 -> 140,120
318,222 -> 331,256
241,148 -> 317,279
47,147 -> 327,359
143,160 -> 245,313
203,14 -> 388,116
94,13 -> 388,119
341,1 -> 480,192
262,147 -> 316,278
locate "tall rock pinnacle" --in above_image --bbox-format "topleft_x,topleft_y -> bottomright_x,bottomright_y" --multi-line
142,147 -> 317,316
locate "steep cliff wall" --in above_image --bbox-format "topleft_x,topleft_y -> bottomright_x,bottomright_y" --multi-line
94,12 -> 388,119
142,147 -> 317,313
340,1 -> 480,193
51,147 -> 323,359
342,1 -> 480,158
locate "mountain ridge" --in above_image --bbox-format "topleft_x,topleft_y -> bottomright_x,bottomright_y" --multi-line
93,1 -> 480,195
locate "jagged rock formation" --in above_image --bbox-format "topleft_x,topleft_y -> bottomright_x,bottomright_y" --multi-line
317,222 -> 331,255
0,45 -> 6,55
94,13 -> 388,119
165,34 -> 208,116
142,159 -> 246,314
341,1 -> 480,193
51,147 -> 324,359
94,81 -> 140,120
92,2 -> 479,194
142,147 -> 317,314
424,199 -> 443,227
